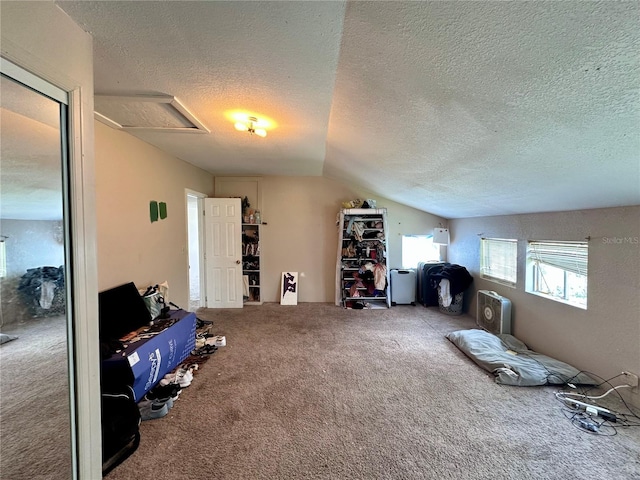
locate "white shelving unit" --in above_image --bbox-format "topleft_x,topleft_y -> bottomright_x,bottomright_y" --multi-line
242,223 -> 262,305
336,208 -> 390,308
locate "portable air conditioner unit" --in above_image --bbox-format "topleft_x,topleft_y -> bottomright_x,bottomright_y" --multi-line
476,290 -> 512,335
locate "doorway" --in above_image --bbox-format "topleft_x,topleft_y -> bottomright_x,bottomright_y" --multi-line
186,190 -> 206,311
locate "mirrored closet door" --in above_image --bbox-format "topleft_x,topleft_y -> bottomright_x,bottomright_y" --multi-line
0,63 -> 76,479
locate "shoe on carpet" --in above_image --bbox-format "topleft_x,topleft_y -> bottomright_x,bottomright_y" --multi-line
147,383 -> 181,401
161,368 -> 193,387
206,335 -> 226,347
138,399 -> 170,421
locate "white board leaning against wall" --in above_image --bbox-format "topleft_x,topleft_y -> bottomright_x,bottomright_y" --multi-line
281,272 -> 298,305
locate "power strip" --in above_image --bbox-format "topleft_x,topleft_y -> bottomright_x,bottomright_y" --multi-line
559,396 -> 611,414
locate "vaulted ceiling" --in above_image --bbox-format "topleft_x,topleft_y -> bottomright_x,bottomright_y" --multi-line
55,0 -> 639,219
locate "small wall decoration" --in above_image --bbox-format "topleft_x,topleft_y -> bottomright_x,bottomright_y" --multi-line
159,202 -> 168,219
150,201 -> 168,222
281,272 -> 298,305
150,201 -> 159,222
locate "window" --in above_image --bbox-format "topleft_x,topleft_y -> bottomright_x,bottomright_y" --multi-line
526,241 -> 588,309
480,238 -> 517,287
402,235 -> 440,268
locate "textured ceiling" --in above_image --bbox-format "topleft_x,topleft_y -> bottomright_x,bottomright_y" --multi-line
59,0 -> 346,177
52,0 -> 639,218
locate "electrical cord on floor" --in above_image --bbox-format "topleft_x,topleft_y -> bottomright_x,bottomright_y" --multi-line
488,336 -> 640,434
555,371 -> 640,435
561,408 -> 618,436
568,371 -> 640,420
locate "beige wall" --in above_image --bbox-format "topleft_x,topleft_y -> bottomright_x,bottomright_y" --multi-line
449,206 -> 640,407
1,220 -> 64,277
258,176 -> 445,302
95,121 -> 214,308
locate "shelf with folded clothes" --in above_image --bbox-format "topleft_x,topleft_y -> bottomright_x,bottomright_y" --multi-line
343,226 -> 384,232
342,282 -> 387,293
336,207 -> 390,308
244,272 -> 260,283
344,295 -> 388,300
342,238 -> 384,242
341,261 -> 385,272
343,284 -> 388,293
341,258 -> 384,262
241,224 -> 263,304
245,287 -> 261,304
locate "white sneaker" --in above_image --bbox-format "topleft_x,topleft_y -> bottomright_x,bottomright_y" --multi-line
206,335 -> 226,347
162,368 -> 192,387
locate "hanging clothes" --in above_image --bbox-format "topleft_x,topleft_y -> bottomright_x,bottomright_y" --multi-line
352,222 -> 366,242
373,263 -> 387,291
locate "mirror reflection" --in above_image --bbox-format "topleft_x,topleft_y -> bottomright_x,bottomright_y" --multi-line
0,74 -> 73,479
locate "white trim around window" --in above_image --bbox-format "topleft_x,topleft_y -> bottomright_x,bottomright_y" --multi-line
526,240 -> 588,309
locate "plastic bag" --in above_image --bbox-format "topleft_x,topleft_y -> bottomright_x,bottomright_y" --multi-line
140,283 -> 168,319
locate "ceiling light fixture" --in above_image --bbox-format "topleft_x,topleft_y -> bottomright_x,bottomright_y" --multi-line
234,116 -> 267,137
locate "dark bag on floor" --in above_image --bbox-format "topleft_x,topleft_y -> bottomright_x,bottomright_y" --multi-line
101,387 -> 141,475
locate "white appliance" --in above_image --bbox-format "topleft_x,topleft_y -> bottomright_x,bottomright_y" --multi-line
476,290 -> 512,334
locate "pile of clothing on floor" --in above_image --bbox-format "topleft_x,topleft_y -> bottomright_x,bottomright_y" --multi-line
17,266 -> 66,317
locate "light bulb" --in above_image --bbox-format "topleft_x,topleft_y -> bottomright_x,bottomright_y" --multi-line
254,129 -> 267,138
235,122 -> 248,131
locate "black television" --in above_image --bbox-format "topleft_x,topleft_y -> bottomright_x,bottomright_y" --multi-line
98,282 -> 151,340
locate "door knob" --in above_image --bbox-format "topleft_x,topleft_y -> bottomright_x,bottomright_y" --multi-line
236,260 -> 241,264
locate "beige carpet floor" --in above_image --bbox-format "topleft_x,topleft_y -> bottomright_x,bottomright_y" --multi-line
0,315 -> 72,480
105,303 -> 640,480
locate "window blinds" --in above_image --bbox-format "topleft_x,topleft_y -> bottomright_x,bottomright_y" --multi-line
527,241 -> 588,276
480,238 -> 517,286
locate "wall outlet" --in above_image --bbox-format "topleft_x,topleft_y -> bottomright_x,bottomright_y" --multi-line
622,371 -> 639,389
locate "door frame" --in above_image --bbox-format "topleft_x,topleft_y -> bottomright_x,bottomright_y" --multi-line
2,4 -> 101,477
185,189 -> 207,309
0,57 -> 99,478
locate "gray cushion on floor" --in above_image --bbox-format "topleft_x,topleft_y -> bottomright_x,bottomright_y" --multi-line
446,329 -> 597,386
0,333 -> 18,345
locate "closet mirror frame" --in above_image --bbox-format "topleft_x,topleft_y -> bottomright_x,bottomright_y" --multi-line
0,57 -> 78,478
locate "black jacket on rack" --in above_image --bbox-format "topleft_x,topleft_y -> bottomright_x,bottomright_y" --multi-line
430,264 -> 473,298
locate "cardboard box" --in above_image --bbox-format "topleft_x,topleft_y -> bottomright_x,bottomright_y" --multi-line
102,309 -> 196,400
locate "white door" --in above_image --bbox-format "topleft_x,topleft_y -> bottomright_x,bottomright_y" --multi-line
204,198 -> 243,308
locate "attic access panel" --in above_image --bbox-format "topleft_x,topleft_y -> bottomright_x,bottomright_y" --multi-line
94,94 -> 209,133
